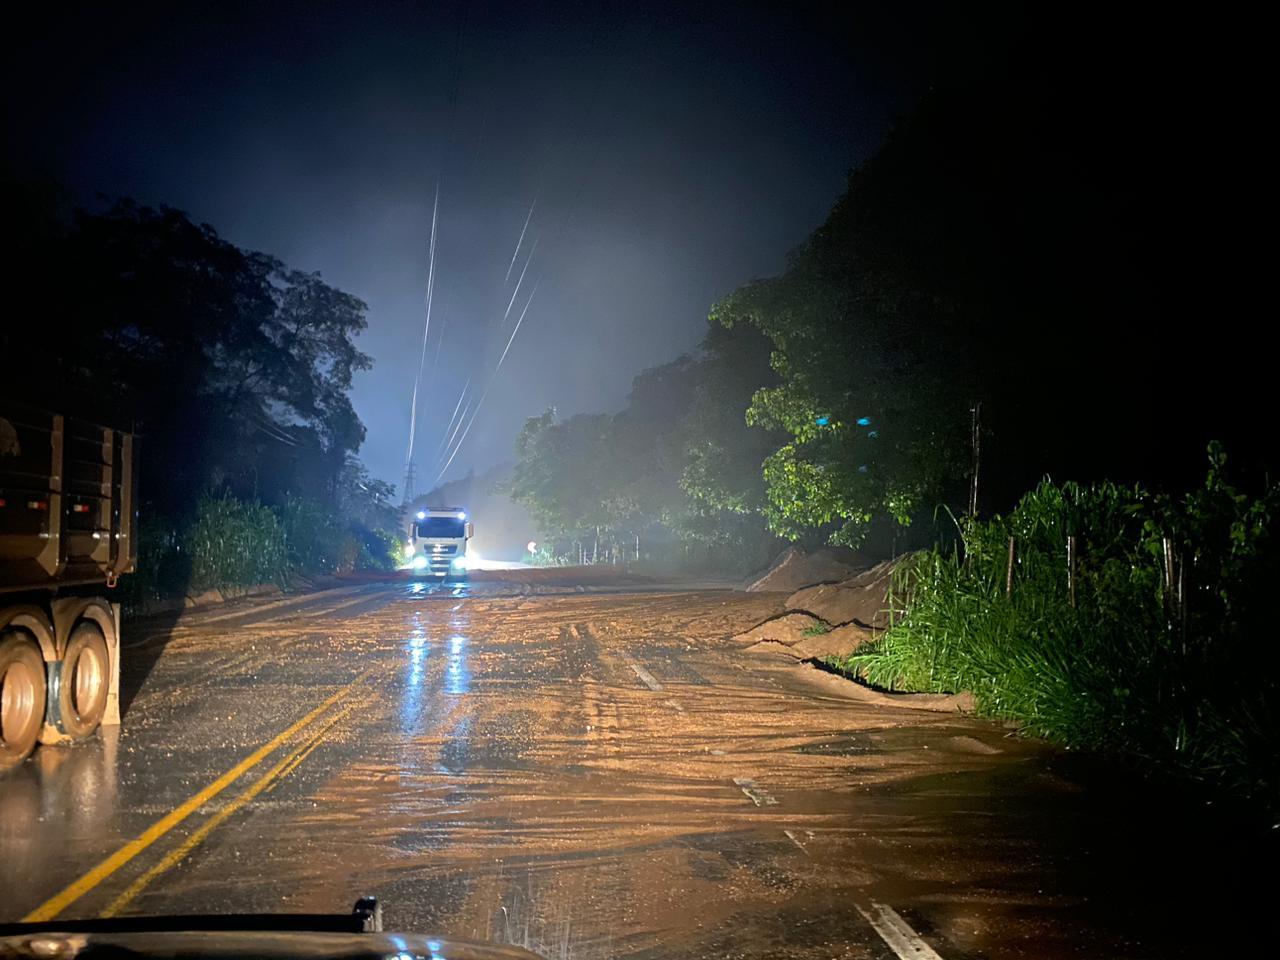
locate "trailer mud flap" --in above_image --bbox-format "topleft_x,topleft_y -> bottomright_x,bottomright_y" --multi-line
40,660 -> 72,745
103,603 -> 122,727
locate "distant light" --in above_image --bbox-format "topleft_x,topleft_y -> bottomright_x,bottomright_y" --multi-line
867,430 -> 879,439
416,510 -> 426,520
527,540 -> 538,553
858,465 -> 868,473
411,555 -> 428,570
856,417 -> 872,426
815,416 -> 829,426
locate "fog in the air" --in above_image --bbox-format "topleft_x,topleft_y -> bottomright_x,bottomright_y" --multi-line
3,1 -> 934,494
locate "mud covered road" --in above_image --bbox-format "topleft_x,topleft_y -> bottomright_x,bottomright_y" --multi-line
0,574 -> 1266,958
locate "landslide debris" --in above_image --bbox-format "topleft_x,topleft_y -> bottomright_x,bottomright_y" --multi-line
744,546 -> 868,593
732,612 -> 874,661
784,559 -> 899,629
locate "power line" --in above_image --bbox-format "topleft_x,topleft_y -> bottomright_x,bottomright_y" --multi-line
403,182 -> 440,471
503,196 -> 537,284
501,233 -> 539,324
497,280 -> 539,371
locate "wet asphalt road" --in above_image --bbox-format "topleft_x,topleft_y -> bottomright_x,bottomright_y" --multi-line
0,575 -> 1268,958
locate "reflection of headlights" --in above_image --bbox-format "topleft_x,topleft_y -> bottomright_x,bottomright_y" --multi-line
411,555 -> 429,570
451,556 -> 467,570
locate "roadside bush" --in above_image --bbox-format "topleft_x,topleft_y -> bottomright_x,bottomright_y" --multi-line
187,495 -> 290,592
835,446 -> 1279,811
353,526 -> 401,571
523,544 -> 562,566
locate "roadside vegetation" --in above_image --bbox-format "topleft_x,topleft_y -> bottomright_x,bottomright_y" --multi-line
506,21 -> 1275,819
509,20 -> 1265,569
833,448 -> 1278,811
122,494 -> 400,604
506,321 -> 788,573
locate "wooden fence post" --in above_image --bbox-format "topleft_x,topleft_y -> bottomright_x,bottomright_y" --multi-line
1066,535 -> 1077,607
969,401 -> 982,517
1006,535 -> 1015,597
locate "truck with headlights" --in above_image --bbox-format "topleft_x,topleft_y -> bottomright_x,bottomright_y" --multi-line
405,507 -> 473,579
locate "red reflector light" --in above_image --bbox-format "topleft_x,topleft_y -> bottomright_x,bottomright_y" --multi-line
0,497 -> 6,507
27,500 -> 48,510
72,503 -> 91,513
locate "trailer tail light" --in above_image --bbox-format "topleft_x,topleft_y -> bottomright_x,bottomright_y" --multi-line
0,497 -> 6,507
27,500 -> 48,511
72,503 -> 91,513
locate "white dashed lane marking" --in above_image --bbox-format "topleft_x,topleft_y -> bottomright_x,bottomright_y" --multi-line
619,652 -> 663,692
783,829 -> 808,853
855,900 -> 946,960
733,777 -> 777,806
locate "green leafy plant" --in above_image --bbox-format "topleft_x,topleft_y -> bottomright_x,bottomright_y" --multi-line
833,448 -> 1279,811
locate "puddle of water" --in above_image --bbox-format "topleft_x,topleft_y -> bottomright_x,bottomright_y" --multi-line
794,736 -> 879,757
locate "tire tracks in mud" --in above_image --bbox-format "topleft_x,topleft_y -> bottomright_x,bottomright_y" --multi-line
122,585 -> 410,712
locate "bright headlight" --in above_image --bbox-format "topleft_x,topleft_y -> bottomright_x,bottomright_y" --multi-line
411,555 -> 429,570
404,544 -> 416,558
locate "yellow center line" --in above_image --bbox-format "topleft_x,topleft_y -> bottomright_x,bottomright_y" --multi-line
21,670 -> 373,922
100,694 -> 367,917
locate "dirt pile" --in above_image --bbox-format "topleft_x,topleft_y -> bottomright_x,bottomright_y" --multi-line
745,546 -> 868,593
735,556 -> 907,660
732,612 -> 875,661
785,559 -> 900,629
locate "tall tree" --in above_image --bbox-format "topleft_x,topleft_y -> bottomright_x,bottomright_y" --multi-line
710,8 -> 1267,544
506,322 -> 781,566
3,198 -> 371,517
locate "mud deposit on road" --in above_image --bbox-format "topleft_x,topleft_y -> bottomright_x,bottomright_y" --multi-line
1,579 -> 1267,958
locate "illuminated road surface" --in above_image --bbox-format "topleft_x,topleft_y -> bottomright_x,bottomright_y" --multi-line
0,573 -> 1264,957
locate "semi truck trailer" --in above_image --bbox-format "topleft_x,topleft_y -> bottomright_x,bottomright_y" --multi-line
0,404 -> 136,768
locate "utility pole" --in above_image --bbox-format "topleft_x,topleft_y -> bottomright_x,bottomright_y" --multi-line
402,462 -> 416,506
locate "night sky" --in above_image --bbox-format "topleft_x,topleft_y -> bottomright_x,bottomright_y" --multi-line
4,1 -> 939,494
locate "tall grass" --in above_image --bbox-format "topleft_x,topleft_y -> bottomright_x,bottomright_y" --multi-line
187,496 -> 291,592
121,494 -> 402,608
836,447 -> 1279,810
278,495 -> 358,575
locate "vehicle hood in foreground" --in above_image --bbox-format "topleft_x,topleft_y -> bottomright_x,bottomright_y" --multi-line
0,931 -> 543,960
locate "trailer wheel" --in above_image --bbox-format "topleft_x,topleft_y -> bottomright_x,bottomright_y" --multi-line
59,622 -> 109,740
0,630 -> 46,768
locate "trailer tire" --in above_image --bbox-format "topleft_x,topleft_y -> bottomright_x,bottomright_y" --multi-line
0,630 -> 46,768
59,622 -> 109,740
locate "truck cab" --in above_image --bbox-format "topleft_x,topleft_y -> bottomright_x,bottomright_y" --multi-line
406,508 -> 473,579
